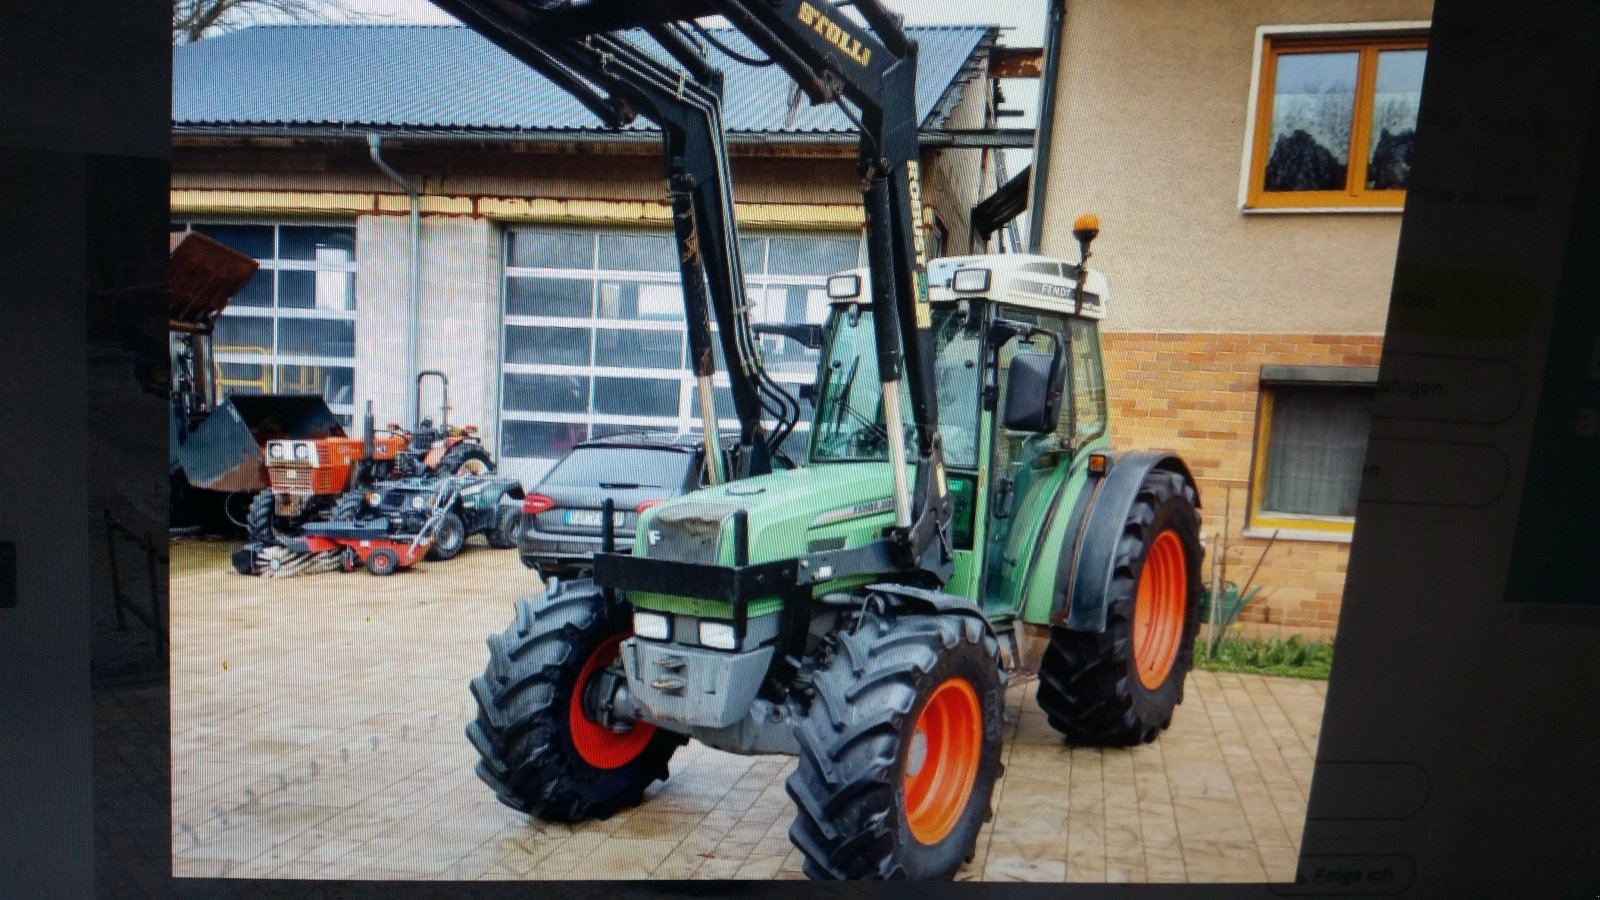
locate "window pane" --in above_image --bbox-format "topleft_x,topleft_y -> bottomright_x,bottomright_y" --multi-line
767,236 -> 859,277
597,281 -> 683,321
739,238 -> 766,276
506,277 -> 592,318
279,225 -> 355,262
598,232 -> 675,272
503,420 -> 587,460
276,364 -> 354,405
1262,385 -> 1373,517
1264,51 -> 1359,192
195,223 -> 274,259
503,373 -> 588,414
595,328 -> 683,370
1367,49 -> 1426,190
217,362 -> 271,395
544,446 -> 694,490
1069,319 -> 1108,445
213,315 -> 273,353
504,325 -> 590,367
223,269 -> 272,307
593,377 -> 681,417
509,230 -> 593,270
278,269 -> 355,311
277,319 -> 355,357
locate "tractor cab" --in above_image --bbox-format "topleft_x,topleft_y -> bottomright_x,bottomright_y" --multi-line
802,253 -> 1112,607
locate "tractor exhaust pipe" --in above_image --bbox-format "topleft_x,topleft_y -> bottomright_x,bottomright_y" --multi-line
363,400 -> 375,462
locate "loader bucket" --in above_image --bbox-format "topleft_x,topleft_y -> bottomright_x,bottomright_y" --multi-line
177,394 -> 346,492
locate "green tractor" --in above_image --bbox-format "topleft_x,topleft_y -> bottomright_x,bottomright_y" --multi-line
439,0 -> 1202,879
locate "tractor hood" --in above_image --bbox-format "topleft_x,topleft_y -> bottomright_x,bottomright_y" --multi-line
631,462 -> 898,569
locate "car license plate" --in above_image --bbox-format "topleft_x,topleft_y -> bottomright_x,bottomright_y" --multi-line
566,509 -> 625,528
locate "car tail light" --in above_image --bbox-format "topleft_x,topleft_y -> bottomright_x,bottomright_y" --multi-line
636,498 -> 666,513
522,494 -> 555,515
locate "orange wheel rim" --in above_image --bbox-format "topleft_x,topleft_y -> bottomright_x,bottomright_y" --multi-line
1133,530 -> 1187,690
568,633 -> 655,769
903,677 -> 982,845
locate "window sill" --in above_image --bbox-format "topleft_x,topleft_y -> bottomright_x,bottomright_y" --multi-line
1242,525 -> 1353,544
1241,205 -> 1405,215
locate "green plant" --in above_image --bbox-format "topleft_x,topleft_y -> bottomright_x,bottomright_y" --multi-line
1198,634 -> 1334,680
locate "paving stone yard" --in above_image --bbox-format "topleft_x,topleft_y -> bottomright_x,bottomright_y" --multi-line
168,539 -> 1326,882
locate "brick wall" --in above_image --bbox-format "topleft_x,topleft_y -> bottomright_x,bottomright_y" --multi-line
1101,332 -> 1385,640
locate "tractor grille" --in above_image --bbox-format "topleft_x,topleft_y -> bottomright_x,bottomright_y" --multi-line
267,463 -> 344,494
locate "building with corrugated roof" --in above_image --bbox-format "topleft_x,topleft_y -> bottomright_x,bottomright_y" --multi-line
171,23 -> 1016,483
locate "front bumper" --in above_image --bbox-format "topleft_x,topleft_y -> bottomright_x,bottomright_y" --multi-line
621,638 -> 773,730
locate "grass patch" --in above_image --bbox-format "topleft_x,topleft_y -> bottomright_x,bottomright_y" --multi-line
1197,635 -> 1333,680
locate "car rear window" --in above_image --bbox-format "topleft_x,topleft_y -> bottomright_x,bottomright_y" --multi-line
542,446 -> 694,490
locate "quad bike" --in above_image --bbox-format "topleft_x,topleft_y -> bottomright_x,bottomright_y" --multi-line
345,473 -> 525,562
437,0 -> 1203,881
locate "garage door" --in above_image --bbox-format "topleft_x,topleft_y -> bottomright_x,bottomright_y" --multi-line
498,227 -> 860,482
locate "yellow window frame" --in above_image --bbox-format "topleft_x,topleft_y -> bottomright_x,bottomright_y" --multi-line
1247,34 -> 1427,210
1249,387 -> 1357,535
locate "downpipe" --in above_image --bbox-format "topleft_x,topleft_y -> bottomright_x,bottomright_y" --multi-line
367,134 -> 422,426
1027,0 -> 1067,252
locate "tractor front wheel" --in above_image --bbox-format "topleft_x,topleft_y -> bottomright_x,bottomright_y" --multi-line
426,511 -> 467,561
786,607 -> 1003,879
465,583 -> 683,822
1035,468 -> 1203,746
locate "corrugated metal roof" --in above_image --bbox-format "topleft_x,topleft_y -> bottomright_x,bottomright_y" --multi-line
173,24 -> 996,136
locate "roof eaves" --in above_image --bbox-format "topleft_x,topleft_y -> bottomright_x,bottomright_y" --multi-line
923,26 -> 1001,131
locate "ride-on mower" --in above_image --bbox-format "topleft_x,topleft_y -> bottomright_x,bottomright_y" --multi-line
437,0 -> 1203,880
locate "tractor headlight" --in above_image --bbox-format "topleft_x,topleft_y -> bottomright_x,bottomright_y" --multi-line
293,443 -> 311,461
632,612 -> 670,641
698,621 -> 737,651
268,442 -> 286,460
952,267 -> 990,293
410,496 -> 427,510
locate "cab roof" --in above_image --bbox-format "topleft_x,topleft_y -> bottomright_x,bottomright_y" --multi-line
824,254 -> 1108,320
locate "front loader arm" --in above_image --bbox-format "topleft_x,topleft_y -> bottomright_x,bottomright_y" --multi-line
431,0 -> 952,579
430,0 -> 802,479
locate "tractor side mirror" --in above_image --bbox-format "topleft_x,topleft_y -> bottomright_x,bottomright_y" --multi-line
1002,351 -> 1065,433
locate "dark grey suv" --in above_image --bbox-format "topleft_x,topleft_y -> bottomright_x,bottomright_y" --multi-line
517,432 -> 714,577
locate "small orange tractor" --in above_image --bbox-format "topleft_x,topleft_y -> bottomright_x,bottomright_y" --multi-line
246,371 -> 493,545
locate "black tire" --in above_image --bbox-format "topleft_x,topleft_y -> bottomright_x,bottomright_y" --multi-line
465,583 -> 684,822
485,505 -> 521,549
439,444 -> 494,477
786,606 -> 1004,880
246,490 -> 277,545
366,548 -> 400,576
426,510 -> 467,561
329,491 -> 364,522
1035,468 -> 1204,746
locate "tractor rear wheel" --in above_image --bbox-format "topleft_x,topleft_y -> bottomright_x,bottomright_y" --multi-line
786,606 -> 1003,879
426,511 -> 466,561
484,505 -> 521,549
466,583 -> 683,822
440,444 -> 494,476
1035,468 -> 1203,746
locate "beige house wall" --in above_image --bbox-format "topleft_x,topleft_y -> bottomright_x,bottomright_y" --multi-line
1037,0 -> 1433,639
1036,0 -> 1433,334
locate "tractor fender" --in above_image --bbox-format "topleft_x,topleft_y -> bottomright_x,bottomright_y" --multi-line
1053,451 -> 1199,633
864,582 -> 998,637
